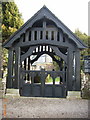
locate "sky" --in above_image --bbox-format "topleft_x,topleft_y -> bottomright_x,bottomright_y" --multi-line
14,0 -> 89,35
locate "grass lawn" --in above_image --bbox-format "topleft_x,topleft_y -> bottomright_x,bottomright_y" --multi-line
46,75 -> 60,83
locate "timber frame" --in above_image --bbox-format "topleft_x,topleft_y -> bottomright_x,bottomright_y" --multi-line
3,6 -> 87,97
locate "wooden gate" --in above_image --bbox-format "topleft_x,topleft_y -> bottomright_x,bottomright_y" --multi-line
20,68 -> 67,98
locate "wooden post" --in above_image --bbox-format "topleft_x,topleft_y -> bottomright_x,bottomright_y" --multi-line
48,31 -> 51,40
14,47 -> 20,89
7,48 -> 13,88
43,21 -> 46,28
75,49 -> 81,90
27,56 -> 30,81
43,21 -> 46,39
63,62 -> 66,84
41,70 -> 45,96
52,73 -> 55,97
59,30 -> 63,42
67,47 -> 73,91
37,31 -> 40,40
31,31 -> 34,41
60,59 -> 63,83
54,31 -> 57,41
43,30 -> 46,39
31,72 -> 34,96
25,30 -> 29,42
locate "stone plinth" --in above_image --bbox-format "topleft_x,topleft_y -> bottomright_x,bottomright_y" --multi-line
67,91 -> 81,99
6,89 -> 20,96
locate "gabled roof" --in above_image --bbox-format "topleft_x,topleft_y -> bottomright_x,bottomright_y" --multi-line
3,6 -> 87,49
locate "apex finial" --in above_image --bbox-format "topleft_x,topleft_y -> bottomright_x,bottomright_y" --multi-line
43,5 -> 47,8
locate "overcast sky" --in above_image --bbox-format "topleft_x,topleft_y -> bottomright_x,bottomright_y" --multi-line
15,0 -> 89,35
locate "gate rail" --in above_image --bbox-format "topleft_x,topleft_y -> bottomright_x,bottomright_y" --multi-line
20,68 -> 67,86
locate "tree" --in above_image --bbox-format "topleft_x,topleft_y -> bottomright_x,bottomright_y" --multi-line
0,2 -> 3,80
1,1 -> 24,79
2,2 -> 24,43
88,36 -> 90,55
75,29 -> 88,71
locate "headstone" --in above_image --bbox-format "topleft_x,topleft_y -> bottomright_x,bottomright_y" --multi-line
84,56 -> 90,73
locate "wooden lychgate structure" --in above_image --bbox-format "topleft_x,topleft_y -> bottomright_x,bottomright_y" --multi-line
3,6 -> 86,97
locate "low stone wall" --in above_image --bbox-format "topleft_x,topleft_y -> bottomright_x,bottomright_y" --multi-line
81,72 -> 90,99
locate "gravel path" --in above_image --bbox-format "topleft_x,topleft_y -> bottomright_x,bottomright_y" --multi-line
1,96 -> 89,118
0,99 -> 2,120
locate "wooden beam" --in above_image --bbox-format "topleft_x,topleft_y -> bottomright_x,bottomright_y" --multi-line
59,30 -> 63,42
32,50 -> 56,55
43,31 -> 46,39
43,21 -> 46,28
41,70 -> 45,96
14,47 -> 20,88
67,48 -> 73,91
21,46 -> 36,62
48,31 -> 51,40
25,30 -> 29,42
7,48 -> 13,88
31,31 -> 34,41
75,49 -> 81,90
31,27 -> 58,31
20,34 -> 24,43
54,31 -> 57,41
37,31 -> 40,40
27,56 -> 30,81
20,40 -> 69,48
31,51 -> 62,70
50,46 -> 67,63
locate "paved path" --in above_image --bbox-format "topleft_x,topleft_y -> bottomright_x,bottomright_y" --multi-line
1,96 -> 89,118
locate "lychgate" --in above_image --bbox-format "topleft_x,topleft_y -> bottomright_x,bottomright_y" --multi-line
3,6 -> 87,97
